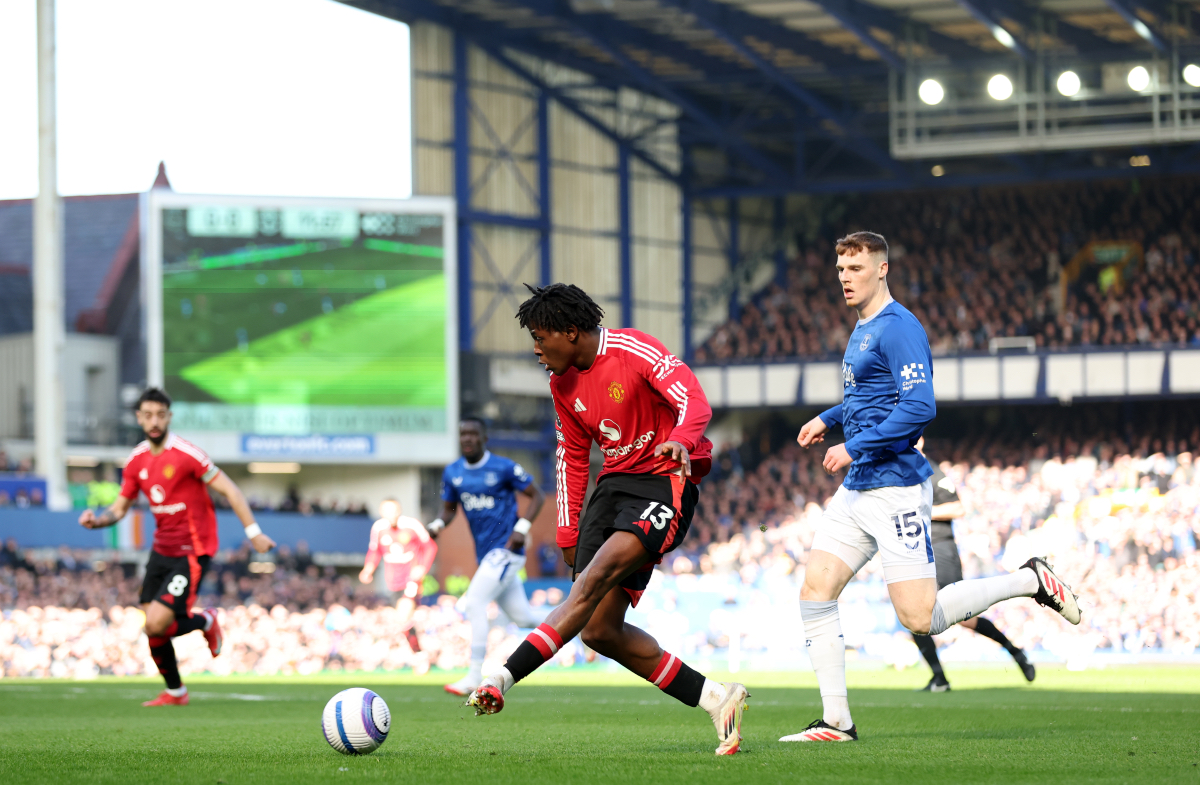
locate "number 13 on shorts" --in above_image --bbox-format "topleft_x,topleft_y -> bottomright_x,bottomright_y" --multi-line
892,511 -> 925,550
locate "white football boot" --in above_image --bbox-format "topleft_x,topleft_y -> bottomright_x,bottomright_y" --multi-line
444,675 -> 479,697
780,719 -> 858,742
707,682 -> 750,755
1022,556 -> 1082,625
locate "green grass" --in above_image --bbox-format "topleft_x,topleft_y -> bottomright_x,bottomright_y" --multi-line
1,666 -> 1197,784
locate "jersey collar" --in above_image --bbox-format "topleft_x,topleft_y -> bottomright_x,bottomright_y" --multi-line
463,450 -> 492,470
856,296 -> 895,326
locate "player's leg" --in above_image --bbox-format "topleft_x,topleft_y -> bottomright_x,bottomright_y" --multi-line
472,530 -> 651,706
914,537 -> 960,691
494,551 -> 549,629
963,616 -> 1036,681
580,585 -> 748,755
781,486 -> 872,741
396,594 -> 421,654
138,554 -> 190,705
447,549 -> 510,694
882,481 -> 1078,637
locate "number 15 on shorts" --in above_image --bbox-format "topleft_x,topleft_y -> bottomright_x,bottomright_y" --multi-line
892,511 -> 924,550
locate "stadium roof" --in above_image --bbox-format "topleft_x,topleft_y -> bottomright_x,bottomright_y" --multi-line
349,0 -> 1200,193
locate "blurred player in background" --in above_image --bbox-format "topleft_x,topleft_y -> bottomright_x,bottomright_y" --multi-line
466,284 -> 750,757
359,498 -> 437,656
911,438 -> 1035,691
430,418 -> 547,696
785,232 -> 1079,742
79,387 -> 274,706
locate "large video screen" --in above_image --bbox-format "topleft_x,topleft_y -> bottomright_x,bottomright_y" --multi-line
144,193 -> 457,464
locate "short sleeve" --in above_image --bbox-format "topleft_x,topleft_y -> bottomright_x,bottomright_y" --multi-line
440,466 -> 459,503
509,461 -> 533,492
119,460 -> 140,500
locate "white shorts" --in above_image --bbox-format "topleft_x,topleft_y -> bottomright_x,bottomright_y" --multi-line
811,479 -> 936,584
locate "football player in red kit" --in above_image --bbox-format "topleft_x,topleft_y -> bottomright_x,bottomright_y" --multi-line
466,283 -> 750,756
80,388 -> 274,706
359,498 -> 437,655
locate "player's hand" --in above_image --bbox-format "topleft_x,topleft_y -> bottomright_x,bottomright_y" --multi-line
561,545 -> 576,568
822,443 -> 853,475
506,531 -> 527,552
78,509 -> 97,529
358,567 -> 374,584
250,533 -> 275,553
798,416 -> 828,448
658,441 -> 691,477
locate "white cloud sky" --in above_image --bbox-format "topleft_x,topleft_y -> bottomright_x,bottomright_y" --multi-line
0,0 -> 411,200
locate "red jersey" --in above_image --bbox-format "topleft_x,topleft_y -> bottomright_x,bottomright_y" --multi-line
365,516 -> 437,592
552,327 -> 713,547
120,434 -> 221,558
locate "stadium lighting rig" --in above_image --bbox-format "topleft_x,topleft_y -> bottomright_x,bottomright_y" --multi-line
918,79 -> 944,105
1057,71 -> 1081,97
987,74 -> 1013,101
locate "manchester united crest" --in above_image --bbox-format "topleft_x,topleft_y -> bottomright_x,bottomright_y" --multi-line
608,381 -> 625,403
163,464 -> 175,479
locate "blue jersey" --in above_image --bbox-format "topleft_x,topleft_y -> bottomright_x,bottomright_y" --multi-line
441,451 -> 533,562
819,300 -> 935,491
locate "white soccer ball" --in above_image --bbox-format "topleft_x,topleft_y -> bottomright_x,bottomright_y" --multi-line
321,688 -> 390,755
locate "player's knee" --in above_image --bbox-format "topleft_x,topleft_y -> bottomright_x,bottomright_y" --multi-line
144,614 -> 172,636
799,580 -> 837,603
579,621 -> 619,655
897,607 -> 932,635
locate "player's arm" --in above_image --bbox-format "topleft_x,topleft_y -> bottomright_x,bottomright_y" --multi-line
78,493 -> 132,530
932,500 -> 965,521
826,324 -> 936,474
626,331 -> 713,477
505,465 -> 546,552
360,524 -> 383,583
425,470 -> 459,539
553,397 -> 592,568
207,471 -> 276,553
798,405 -> 841,448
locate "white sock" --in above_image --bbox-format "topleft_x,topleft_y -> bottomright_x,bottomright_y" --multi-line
801,600 -> 852,730
697,679 -> 728,715
467,647 -> 485,684
166,686 -> 187,697
202,612 -> 213,632
488,667 -> 515,694
930,570 -> 1038,635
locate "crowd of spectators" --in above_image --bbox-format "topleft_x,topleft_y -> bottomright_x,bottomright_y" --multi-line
696,176 -> 1200,362
3,408 -> 1199,676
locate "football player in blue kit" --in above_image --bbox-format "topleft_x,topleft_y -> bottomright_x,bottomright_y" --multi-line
780,231 -> 1082,743
429,418 -> 548,696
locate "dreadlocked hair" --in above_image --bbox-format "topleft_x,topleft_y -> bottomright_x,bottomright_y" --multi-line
516,283 -> 605,333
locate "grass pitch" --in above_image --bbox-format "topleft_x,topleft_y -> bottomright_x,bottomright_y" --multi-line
1,666 -> 1196,785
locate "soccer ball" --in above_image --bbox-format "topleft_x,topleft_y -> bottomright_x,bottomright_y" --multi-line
321,688 -> 390,755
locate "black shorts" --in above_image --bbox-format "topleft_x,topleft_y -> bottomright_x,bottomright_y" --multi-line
574,472 -> 698,606
932,538 -> 964,589
139,551 -> 210,617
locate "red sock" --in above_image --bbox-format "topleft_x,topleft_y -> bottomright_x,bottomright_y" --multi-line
502,623 -> 564,683
647,651 -> 706,707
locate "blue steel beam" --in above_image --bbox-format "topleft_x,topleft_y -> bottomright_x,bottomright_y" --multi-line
661,0 -> 897,175
501,0 -> 786,181
803,0 -> 981,62
952,0 -> 1033,60
537,91 -> 552,286
618,144 -> 633,328
798,0 -> 905,69
479,44 -> 680,183
454,33 -> 473,352
1102,0 -> 1167,51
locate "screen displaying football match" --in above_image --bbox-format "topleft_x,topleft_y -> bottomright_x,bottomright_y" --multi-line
147,194 -> 456,463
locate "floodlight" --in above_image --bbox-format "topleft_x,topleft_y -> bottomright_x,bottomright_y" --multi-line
1127,66 -> 1150,92
987,74 -> 1013,100
1056,71 -> 1081,97
1184,64 -> 1200,88
919,79 -> 944,105
931,165 -> 945,177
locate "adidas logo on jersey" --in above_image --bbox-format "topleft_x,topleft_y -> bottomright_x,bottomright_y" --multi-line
574,398 -> 586,412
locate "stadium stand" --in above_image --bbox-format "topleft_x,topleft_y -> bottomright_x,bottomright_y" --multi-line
696,176 -> 1200,362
